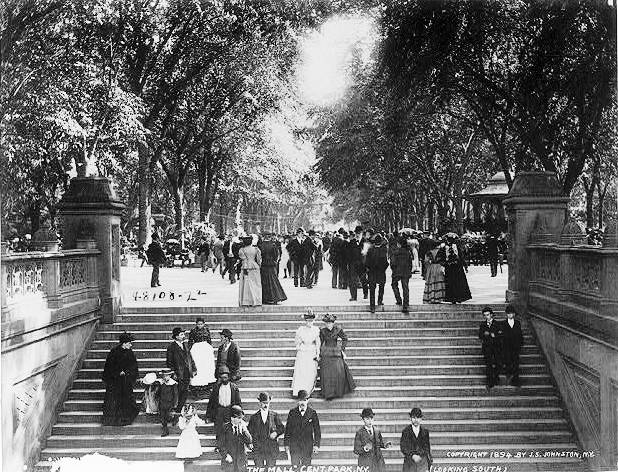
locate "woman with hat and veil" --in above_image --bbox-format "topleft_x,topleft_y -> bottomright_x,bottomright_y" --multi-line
439,234 -> 471,303
102,332 -> 140,426
319,313 -> 356,400
238,235 -> 262,306
291,309 -> 321,397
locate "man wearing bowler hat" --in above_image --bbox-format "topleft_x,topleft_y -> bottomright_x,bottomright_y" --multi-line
207,365 -> 242,448
248,392 -> 285,466
284,390 -> 321,466
219,405 -> 253,472
400,408 -> 432,472
217,328 -> 242,381
166,327 -> 196,412
354,408 -> 391,472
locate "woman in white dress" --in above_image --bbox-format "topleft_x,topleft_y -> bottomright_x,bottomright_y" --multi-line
291,309 -> 321,397
175,404 -> 205,460
238,236 -> 262,306
188,319 -> 216,392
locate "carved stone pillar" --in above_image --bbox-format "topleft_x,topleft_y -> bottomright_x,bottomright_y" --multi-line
58,177 -> 125,323
503,172 -> 569,308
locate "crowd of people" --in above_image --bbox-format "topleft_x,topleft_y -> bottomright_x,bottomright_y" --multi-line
101,303 -> 524,470
144,225 -> 483,310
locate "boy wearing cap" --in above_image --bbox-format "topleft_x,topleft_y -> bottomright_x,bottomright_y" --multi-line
354,408 -> 391,472
400,408 -> 432,472
219,405 -> 253,472
500,305 -> 523,387
156,368 -> 178,437
166,327 -> 196,412
284,390 -> 321,466
207,366 -> 242,447
248,392 -> 285,466
217,329 -> 241,381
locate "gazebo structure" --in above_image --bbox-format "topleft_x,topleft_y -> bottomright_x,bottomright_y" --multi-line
466,171 -> 509,231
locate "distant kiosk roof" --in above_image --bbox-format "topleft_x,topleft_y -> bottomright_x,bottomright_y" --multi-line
467,172 -> 509,201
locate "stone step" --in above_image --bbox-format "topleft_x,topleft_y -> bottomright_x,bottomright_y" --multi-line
112,320 -> 533,332
75,364 -> 549,379
56,406 -> 567,423
97,329 -> 534,341
36,457 -> 585,472
72,373 -> 551,389
44,430 -> 575,449
83,353 -> 544,366
51,418 -> 571,436
61,395 -> 563,411
90,339 -> 541,355
38,442 -> 582,462
66,385 -> 558,400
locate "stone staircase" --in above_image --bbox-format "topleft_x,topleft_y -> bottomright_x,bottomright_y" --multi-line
36,305 -> 589,471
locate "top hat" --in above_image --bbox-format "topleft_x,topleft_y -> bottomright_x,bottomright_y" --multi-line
171,327 -> 183,339
119,331 -> 135,344
360,408 -> 375,418
231,405 -> 244,418
257,392 -> 271,402
296,390 -> 309,401
322,313 -> 337,323
220,328 -> 233,338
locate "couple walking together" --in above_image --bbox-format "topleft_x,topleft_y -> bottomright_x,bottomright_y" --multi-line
291,310 -> 356,400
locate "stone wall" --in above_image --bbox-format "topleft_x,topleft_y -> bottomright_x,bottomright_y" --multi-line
1,250 -> 101,472
505,172 -> 618,470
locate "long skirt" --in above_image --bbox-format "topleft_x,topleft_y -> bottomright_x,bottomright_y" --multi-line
423,263 -> 446,304
239,268 -> 262,306
261,266 -> 287,304
176,427 -> 202,459
141,384 -> 159,414
320,349 -> 356,399
190,341 -> 216,386
444,262 -> 472,303
102,378 -> 139,426
291,350 -> 318,396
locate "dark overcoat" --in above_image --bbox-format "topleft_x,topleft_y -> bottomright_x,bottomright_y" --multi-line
219,421 -> 253,472
284,406 -> 321,458
400,425 -> 432,472
166,341 -> 196,381
217,341 -> 241,375
353,426 -> 387,472
247,409 -> 285,459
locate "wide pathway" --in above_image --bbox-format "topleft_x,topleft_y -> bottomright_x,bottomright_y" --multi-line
121,259 -> 507,308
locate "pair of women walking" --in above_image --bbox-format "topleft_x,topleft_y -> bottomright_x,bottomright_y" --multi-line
291,310 -> 356,400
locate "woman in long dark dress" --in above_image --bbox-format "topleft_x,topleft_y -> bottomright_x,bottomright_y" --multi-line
259,233 -> 287,304
102,332 -> 140,426
441,235 -> 472,303
319,313 -> 356,400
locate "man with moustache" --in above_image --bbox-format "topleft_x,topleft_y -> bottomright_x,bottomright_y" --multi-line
284,390 -> 321,466
207,366 -> 242,448
248,392 -> 285,466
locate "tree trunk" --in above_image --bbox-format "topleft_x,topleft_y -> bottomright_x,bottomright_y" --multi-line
585,186 -> 595,228
28,201 -> 41,236
172,185 -> 184,249
598,182 -> 608,228
427,200 -> 435,233
137,141 -> 152,246
197,157 -> 207,221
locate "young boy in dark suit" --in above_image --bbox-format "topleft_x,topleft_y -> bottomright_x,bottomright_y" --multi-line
400,408 -> 432,472
156,368 -> 178,437
501,304 -> 524,386
219,405 -> 253,472
353,407 -> 391,472
479,306 -> 502,389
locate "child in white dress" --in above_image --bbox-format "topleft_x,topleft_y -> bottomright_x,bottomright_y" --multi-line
175,404 -> 205,460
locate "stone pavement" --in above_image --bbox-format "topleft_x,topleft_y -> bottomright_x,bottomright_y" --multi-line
121,259 -> 507,308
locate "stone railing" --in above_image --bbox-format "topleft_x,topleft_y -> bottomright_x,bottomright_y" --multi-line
1,249 -> 100,316
1,249 -> 101,472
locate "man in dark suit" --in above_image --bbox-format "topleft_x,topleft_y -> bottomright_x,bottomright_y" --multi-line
500,305 -> 523,387
400,408 -> 432,472
346,229 -> 364,301
248,392 -> 285,466
486,233 -> 500,277
207,366 -> 242,448
165,327 -> 196,412
222,234 -> 241,284
146,232 -> 166,287
329,229 -> 344,289
216,329 -> 241,381
286,228 -> 308,287
303,230 -> 319,289
284,390 -> 321,466
219,405 -> 253,472
354,408 -> 391,472
479,307 -> 503,389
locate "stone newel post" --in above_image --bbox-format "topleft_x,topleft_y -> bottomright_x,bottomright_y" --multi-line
58,176 -> 125,323
502,172 -> 569,308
